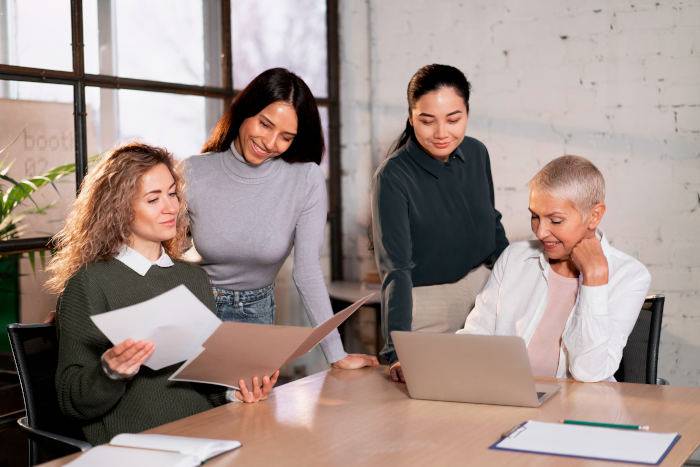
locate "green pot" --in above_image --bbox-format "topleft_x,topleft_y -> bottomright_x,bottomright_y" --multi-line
0,255 -> 20,353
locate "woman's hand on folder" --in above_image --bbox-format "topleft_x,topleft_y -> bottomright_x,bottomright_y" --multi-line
331,354 -> 379,370
103,339 -> 155,378
234,371 -> 280,403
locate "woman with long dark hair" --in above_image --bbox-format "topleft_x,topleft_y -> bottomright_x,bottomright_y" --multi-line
371,64 -> 509,381
186,68 -> 376,370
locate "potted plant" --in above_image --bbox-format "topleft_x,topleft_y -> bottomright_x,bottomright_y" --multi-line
0,133 -> 76,352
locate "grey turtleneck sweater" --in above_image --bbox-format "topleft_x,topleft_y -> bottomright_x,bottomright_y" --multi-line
184,147 -> 346,363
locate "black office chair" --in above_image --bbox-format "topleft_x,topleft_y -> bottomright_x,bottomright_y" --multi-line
614,295 -> 666,385
7,323 -> 91,465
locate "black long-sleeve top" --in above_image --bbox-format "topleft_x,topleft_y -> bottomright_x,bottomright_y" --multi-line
371,136 -> 509,363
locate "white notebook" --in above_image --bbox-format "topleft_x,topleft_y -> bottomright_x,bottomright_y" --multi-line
66,434 -> 241,467
491,420 -> 680,465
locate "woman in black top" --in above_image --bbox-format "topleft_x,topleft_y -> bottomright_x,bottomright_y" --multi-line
371,64 -> 508,381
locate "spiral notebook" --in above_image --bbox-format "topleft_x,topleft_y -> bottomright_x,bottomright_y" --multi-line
491,420 -> 680,465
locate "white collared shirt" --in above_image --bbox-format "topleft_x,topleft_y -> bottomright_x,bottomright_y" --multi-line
458,231 -> 651,382
114,245 -> 174,276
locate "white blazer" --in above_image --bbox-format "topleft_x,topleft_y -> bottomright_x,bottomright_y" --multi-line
458,231 -> 651,382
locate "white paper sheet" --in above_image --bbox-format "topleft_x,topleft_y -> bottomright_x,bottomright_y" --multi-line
492,420 -> 680,465
91,285 -> 221,370
65,445 -> 198,467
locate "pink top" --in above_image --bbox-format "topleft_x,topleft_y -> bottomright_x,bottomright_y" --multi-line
527,268 -> 579,377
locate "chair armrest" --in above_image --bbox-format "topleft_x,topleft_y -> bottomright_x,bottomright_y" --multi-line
17,416 -> 92,451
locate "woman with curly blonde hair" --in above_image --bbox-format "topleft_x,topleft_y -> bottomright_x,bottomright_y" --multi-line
46,143 -> 190,293
47,142 -> 277,445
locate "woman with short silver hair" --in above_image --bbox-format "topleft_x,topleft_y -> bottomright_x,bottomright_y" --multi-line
458,155 -> 651,382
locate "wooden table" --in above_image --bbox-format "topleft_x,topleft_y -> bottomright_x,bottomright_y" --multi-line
42,367 -> 700,466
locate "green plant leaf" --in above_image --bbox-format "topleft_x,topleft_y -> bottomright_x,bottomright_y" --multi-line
27,250 -> 36,273
1,131 -> 78,271
0,221 -> 18,242
2,163 -> 75,215
0,129 -> 86,271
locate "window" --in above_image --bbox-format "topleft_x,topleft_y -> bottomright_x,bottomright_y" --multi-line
0,1 -> 342,329
231,0 -> 328,96
83,0 -> 215,86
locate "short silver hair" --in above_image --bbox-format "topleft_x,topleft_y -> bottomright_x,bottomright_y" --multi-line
529,155 -> 605,213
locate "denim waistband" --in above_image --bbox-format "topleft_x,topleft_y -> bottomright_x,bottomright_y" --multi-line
212,284 -> 274,302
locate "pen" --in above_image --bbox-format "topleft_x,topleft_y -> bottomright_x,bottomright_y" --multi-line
562,419 -> 650,431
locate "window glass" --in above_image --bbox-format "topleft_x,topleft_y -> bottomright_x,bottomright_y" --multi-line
83,0 -> 219,86
232,0 -> 327,96
0,80 -> 76,332
0,81 -> 76,240
85,87 -> 219,160
0,0 -> 73,70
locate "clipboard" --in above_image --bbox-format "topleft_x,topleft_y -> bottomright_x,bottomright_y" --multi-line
491,420 -> 681,465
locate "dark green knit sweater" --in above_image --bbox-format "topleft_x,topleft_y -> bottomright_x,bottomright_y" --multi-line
55,258 -> 226,445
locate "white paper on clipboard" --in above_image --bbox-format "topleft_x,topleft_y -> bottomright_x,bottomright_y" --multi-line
491,420 -> 680,465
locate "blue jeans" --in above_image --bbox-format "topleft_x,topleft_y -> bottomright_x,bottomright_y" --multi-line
212,284 -> 275,324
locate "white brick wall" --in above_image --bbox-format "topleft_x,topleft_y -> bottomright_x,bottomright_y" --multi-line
340,0 -> 700,386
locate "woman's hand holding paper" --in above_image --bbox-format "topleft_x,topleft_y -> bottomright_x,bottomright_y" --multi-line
102,339 -> 155,378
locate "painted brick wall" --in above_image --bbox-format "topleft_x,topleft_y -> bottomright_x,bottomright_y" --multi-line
339,0 -> 700,385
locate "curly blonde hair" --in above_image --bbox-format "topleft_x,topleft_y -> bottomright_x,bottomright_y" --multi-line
45,142 -> 190,293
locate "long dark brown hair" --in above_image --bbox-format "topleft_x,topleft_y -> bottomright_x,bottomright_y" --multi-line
202,68 -> 324,164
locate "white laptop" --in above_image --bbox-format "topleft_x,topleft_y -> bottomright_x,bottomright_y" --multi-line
392,331 -> 560,407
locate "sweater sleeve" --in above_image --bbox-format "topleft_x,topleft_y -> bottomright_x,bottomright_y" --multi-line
371,167 -> 414,364
55,268 -> 129,421
291,165 -> 347,364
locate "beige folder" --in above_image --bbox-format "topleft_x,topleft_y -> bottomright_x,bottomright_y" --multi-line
169,293 -> 376,388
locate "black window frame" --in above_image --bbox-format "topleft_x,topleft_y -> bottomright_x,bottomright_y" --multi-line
0,0 -> 344,280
